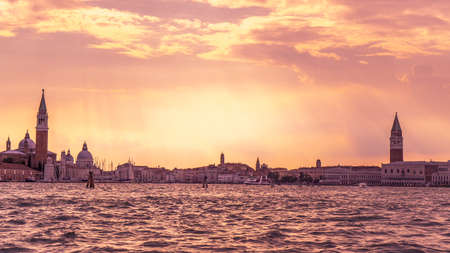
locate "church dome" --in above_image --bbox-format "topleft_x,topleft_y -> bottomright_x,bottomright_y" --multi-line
77,142 -> 93,163
66,149 -> 74,163
18,131 -> 36,151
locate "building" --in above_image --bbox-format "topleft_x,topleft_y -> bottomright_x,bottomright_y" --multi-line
57,142 -> 101,181
115,161 -> 168,183
220,153 -> 225,165
297,159 -> 325,180
310,165 -> 381,185
0,90 -> 56,178
382,161 -> 446,186
35,89 -> 49,170
390,112 -> 403,163
432,164 -> 450,186
0,162 -> 41,181
381,113 -> 450,186
0,89 -> 102,182
254,158 -> 270,177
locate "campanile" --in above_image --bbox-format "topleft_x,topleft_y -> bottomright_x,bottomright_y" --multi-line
35,89 -> 48,170
390,112 -> 403,163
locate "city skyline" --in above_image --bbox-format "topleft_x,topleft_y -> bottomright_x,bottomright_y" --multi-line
0,89 -> 447,170
1,0 -> 450,169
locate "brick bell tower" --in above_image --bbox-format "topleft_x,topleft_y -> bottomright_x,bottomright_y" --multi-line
390,112 -> 403,163
35,89 -> 49,170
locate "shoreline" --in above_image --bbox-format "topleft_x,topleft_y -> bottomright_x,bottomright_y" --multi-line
1,181 -> 449,187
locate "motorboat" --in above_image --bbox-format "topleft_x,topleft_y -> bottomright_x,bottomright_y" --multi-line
358,182 -> 368,188
244,177 -> 259,185
244,176 -> 271,185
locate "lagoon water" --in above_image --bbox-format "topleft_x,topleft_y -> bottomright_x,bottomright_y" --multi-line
0,183 -> 449,252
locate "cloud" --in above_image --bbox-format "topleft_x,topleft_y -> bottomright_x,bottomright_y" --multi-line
2,0 -> 450,167
88,0 -> 270,23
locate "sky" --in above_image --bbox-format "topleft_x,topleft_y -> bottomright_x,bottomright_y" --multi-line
1,0 -> 450,170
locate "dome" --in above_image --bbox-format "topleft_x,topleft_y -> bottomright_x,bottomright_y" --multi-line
66,149 -> 74,163
18,131 -> 36,151
77,142 -> 93,162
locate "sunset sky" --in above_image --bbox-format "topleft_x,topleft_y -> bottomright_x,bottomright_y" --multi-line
1,0 -> 450,170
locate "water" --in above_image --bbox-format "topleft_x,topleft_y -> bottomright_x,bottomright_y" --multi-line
0,183 -> 448,252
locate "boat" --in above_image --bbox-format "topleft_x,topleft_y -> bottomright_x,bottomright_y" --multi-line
244,177 -> 259,185
244,176 -> 271,185
358,182 -> 368,188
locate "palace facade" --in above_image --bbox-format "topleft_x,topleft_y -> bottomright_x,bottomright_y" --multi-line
381,113 -> 449,186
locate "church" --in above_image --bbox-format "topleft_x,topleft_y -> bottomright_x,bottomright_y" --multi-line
0,89 -> 100,182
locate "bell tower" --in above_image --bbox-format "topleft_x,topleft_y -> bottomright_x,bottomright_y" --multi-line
35,89 -> 49,170
6,137 -> 11,151
390,112 -> 403,163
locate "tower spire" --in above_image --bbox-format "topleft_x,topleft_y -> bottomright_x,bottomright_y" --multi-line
39,89 -> 47,114
391,112 -> 402,133
389,112 -> 403,163
6,136 -> 11,151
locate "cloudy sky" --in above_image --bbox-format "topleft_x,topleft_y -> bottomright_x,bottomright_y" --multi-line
1,0 -> 449,169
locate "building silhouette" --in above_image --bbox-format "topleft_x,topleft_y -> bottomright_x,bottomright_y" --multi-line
220,152 -> 225,165
35,89 -> 49,170
390,112 -> 403,163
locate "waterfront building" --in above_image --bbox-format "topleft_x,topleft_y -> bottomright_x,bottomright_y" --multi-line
0,162 -> 41,181
168,154 -> 254,184
76,142 -> 94,168
319,166 -> 380,185
116,161 -> 168,182
0,89 -> 102,182
217,174 -> 233,183
218,162 -> 254,182
57,142 -> 101,181
270,167 -> 291,178
297,159 -> 325,180
381,113 -> 450,186
254,159 -> 270,177
298,163 -> 381,185
382,161 -> 447,186
44,157 -> 56,182
432,163 -> 450,186
341,166 -> 381,185
172,165 -> 218,183
0,90 -> 57,174
319,166 -> 347,185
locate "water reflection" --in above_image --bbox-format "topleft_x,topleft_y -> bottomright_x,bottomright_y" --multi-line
0,183 -> 448,252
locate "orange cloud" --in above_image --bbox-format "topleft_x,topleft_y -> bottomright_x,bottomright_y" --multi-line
1,0 -> 450,169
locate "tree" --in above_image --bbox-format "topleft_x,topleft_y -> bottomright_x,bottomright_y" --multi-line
280,175 -> 297,183
3,158 -> 14,163
268,172 -> 280,183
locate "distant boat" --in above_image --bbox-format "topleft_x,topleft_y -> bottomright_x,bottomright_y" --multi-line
244,177 -> 259,185
359,182 -> 368,188
244,176 -> 271,185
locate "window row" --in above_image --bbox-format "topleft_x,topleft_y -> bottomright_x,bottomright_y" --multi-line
384,169 -> 423,175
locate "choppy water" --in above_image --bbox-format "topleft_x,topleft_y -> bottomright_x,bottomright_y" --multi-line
0,183 -> 449,253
